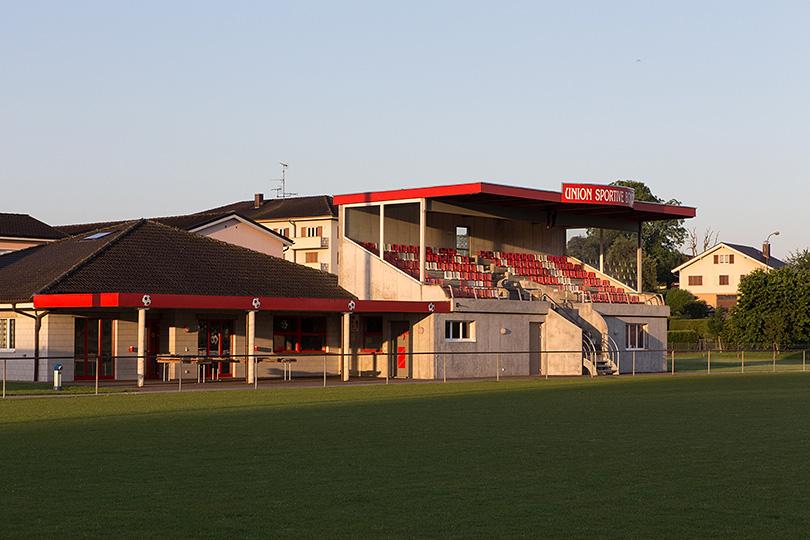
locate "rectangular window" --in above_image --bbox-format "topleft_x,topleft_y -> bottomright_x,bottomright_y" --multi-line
719,275 -> 729,285
445,320 -> 474,341
625,323 -> 646,350
362,317 -> 383,352
273,316 -> 326,352
715,254 -> 735,264
274,227 -> 290,238
0,318 -> 15,350
688,275 -> 703,286
304,226 -> 323,238
455,226 -> 469,257
305,252 -> 318,263
74,318 -> 115,380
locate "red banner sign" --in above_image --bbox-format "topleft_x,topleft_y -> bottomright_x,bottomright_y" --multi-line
561,184 -> 635,207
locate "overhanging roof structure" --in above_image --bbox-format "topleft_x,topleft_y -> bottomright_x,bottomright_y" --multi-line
333,182 -> 696,224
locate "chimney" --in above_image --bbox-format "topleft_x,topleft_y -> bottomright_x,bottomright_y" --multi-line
762,242 -> 770,261
254,193 -> 264,209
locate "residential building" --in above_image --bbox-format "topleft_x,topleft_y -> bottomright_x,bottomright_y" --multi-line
0,213 -> 67,255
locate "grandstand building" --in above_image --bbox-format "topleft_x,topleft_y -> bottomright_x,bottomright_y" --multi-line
335,182 -> 695,377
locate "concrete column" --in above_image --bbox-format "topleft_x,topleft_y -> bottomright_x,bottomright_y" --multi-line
637,222 -> 643,293
247,310 -> 256,384
379,204 -> 385,260
419,198 -> 426,283
342,312 -> 351,381
599,229 -> 605,274
137,308 -> 148,387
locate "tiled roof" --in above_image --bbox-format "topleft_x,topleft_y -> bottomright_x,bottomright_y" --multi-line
202,195 -> 337,220
0,220 -> 354,303
57,212 -> 238,236
723,243 -> 786,269
0,213 -> 68,240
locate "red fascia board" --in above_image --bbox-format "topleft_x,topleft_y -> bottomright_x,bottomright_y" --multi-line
333,182 -> 693,218
33,293 -> 450,313
333,182 -> 562,206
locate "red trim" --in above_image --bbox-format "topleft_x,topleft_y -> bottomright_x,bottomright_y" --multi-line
333,181 -> 696,220
32,293 -> 451,313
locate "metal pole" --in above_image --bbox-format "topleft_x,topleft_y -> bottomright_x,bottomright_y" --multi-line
95,354 -> 100,395
496,352 -> 500,382
742,350 -> 745,373
254,356 -> 258,390
671,350 -> 674,375
179,361 -> 182,392
323,356 -> 327,387
632,351 -> 636,376
773,349 -> 776,372
443,352 -> 446,383
708,350 -> 711,375
804,350 -> 806,372
3,358 -> 6,398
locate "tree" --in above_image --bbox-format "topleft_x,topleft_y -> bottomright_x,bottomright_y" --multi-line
686,227 -> 720,256
786,248 -> 810,271
566,180 -> 688,291
723,267 -> 810,351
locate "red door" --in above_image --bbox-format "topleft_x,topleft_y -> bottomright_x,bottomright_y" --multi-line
197,320 -> 233,378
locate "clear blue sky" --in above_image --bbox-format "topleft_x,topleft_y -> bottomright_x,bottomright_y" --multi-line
2,1 -> 807,258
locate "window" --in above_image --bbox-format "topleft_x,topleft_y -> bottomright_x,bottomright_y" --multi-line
455,226 -> 469,257
305,252 -> 318,263
445,320 -> 474,341
714,254 -> 735,264
274,227 -> 290,238
197,319 -> 234,377
362,317 -> 383,352
625,323 -> 646,350
719,275 -> 730,285
304,226 -> 323,238
274,316 -> 326,352
0,318 -> 15,350
688,275 -> 703,286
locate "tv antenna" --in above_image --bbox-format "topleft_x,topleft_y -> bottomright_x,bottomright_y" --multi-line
271,162 -> 297,199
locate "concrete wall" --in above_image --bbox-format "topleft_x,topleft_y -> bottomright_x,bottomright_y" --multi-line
596,304 -> 669,373
542,309 -> 584,376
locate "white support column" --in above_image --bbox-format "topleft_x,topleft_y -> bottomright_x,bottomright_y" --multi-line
599,229 -> 605,274
637,222 -> 643,293
379,204 -> 385,260
342,312 -> 351,381
137,308 -> 148,387
247,310 -> 256,384
419,198 -> 426,283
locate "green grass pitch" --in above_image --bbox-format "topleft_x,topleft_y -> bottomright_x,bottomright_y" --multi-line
2,373 -> 809,539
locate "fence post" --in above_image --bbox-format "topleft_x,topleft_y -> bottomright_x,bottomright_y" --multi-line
773,349 -> 776,372
804,350 -> 806,372
3,358 -> 6,398
741,350 -> 745,373
443,352 -> 446,383
632,351 -> 636,376
708,350 -> 711,375
496,352 -> 500,382
671,350 -> 674,375
323,356 -> 327,387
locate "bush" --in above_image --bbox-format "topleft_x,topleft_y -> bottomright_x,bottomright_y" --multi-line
669,318 -> 709,334
665,288 -> 694,316
683,299 -> 710,319
668,329 -> 700,348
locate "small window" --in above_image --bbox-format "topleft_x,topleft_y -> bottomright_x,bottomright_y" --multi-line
445,320 -> 474,341
455,226 -> 469,257
84,231 -> 113,240
362,317 -> 383,352
0,318 -> 15,350
719,275 -> 729,286
688,275 -> 703,286
305,226 -> 323,238
305,252 -> 318,263
625,323 -> 646,350
715,254 -> 734,264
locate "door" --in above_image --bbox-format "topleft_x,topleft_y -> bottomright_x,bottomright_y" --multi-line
145,319 -> 161,379
390,321 -> 411,378
198,320 -> 234,378
529,322 -> 542,375
74,319 -> 115,380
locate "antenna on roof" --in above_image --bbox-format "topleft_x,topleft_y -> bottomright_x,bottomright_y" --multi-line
271,162 -> 297,199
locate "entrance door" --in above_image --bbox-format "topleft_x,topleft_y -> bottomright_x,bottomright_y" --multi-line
529,322 -> 542,375
74,319 -> 115,380
390,321 -> 411,378
145,319 -> 161,379
198,320 -> 234,378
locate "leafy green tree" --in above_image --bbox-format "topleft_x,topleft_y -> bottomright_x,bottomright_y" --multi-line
665,288 -> 695,316
723,268 -> 810,351
566,180 -> 688,291
786,248 -> 810,271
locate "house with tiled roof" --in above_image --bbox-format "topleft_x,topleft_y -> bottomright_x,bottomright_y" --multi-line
0,213 -> 67,255
198,194 -> 338,273
673,242 -> 786,309
58,211 -> 292,258
0,220 -> 444,383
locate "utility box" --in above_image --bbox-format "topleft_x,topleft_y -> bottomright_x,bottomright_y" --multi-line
53,364 -> 63,391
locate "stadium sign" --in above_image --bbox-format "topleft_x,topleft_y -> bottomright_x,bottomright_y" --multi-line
561,183 -> 635,207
